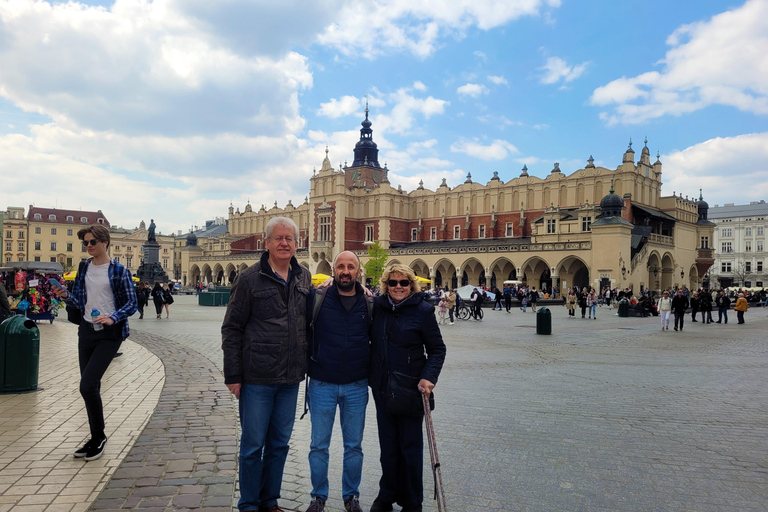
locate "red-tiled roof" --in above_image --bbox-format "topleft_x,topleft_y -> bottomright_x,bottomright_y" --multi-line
27,206 -> 110,226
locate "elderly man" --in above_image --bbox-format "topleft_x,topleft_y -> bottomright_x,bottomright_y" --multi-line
304,251 -> 371,512
671,288 -> 689,332
222,216 -> 311,512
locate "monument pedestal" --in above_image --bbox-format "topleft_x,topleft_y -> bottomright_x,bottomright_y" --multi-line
136,241 -> 169,283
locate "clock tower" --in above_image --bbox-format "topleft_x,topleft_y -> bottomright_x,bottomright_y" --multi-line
345,103 -> 388,189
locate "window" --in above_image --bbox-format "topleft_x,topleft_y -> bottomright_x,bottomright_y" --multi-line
163,258 -> 168,268
50,242 -> 57,251
721,262 -> 732,272
4,231 -> 10,239
18,255 -> 24,262
126,256 -> 132,267
67,229 -> 73,236
34,214 -> 41,220
66,257 -> 73,267
50,256 -> 56,263
453,225 -> 461,239
163,248 -> 168,253
51,228 -> 57,235
478,225 -> 486,238
12,211 -> 18,219
411,228 -> 418,242
506,223 -> 514,237
721,228 -> 732,237
581,216 -> 592,232
5,255 -> 9,262
34,241 -> 40,250
758,241 -> 764,252
745,281 -> 752,287
746,227 -> 752,236
5,242 -> 11,251
365,225 -> 374,242
66,216 -> 73,222
97,218 -> 104,224
115,256 -> 120,264
257,239 -> 262,250
757,281 -> 763,288
114,245 -> 120,251
746,262 -> 752,272
49,214 -> 56,221
547,219 -> 557,234
18,231 -> 24,239
35,227 -> 41,234
758,261 -> 763,272
318,215 -> 331,242
18,242 -> 24,251
430,227 -> 437,241
67,242 -> 73,252
700,236 -> 709,249
298,237 -> 303,248
746,240 -> 752,252
721,242 -> 732,253
81,217 -> 88,223
34,256 -> 41,262
758,226 -> 764,236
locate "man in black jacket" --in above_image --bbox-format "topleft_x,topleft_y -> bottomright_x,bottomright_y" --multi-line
222,217 -> 311,512
716,290 -> 731,324
671,288 -> 689,332
304,251 -> 369,512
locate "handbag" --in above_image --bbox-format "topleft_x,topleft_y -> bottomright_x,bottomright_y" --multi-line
382,319 -> 435,416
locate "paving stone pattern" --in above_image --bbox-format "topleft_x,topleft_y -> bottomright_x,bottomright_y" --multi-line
118,298 -> 768,511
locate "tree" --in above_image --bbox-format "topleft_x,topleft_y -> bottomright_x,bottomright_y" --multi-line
363,241 -> 389,287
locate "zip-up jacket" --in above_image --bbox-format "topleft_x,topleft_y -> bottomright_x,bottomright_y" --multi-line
309,283 -> 370,384
221,251 -> 311,385
369,292 -> 446,397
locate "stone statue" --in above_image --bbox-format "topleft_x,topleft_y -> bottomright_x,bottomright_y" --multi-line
148,219 -> 156,242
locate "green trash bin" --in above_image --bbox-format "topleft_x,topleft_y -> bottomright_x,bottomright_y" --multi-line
536,307 -> 552,335
0,316 -> 41,393
198,291 -> 216,306
618,298 -> 629,318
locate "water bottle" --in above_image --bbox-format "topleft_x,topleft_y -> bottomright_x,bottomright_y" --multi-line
91,308 -> 103,331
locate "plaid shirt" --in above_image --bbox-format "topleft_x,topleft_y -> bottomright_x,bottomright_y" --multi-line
65,258 -> 138,340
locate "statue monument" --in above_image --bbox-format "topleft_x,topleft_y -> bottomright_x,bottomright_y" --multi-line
136,219 -> 169,284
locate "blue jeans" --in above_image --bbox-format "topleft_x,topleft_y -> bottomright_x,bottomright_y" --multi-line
238,383 -> 300,511
308,378 -> 368,501
589,304 -> 597,318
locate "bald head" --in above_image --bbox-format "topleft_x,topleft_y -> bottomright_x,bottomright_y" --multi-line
333,251 -> 361,294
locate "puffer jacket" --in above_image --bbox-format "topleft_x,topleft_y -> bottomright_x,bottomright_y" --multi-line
369,292 -> 447,397
222,251 -> 311,385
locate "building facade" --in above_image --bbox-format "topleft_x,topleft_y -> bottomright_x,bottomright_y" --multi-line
110,220 -> 175,278
181,111 -> 716,295
708,201 -> 768,289
3,207 -> 28,264
25,207 -> 110,269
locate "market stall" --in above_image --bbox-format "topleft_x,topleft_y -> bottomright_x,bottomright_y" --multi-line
0,262 -> 65,324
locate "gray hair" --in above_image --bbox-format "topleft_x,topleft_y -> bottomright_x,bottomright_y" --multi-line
265,216 -> 300,241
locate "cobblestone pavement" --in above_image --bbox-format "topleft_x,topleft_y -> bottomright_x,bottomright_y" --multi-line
123,297 -> 768,512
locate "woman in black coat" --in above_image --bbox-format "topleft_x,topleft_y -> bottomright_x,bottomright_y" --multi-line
135,282 -> 150,320
151,282 -> 165,319
368,264 -> 446,512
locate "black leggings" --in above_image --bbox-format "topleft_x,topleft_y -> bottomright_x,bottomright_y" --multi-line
154,298 -> 164,315
78,323 -> 122,439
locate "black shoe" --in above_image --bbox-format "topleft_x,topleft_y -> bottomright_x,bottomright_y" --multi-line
369,498 -> 393,512
306,497 -> 325,512
716,321 -> 721,323
344,497 -> 362,512
84,436 -> 107,461
674,327 -> 678,331
401,507 -> 423,512
73,438 -> 94,458
139,315 -> 143,319
113,352 -> 123,358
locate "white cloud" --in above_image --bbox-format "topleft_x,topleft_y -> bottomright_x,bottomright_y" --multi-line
457,83 -> 490,97
487,75 -> 509,85
317,95 -> 362,118
539,56 -> 588,85
373,89 -> 449,135
413,81 -> 428,91
450,138 -> 518,160
590,0 -> 768,125
317,0 -> 562,58
474,51 -> 487,61
662,132 -> 768,204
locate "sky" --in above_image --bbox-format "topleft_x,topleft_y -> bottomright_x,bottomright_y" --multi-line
1,0 -> 767,236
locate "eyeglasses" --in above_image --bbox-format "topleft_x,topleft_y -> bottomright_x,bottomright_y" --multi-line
269,236 -> 295,243
82,239 -> 100,246
388,279 -> 411,288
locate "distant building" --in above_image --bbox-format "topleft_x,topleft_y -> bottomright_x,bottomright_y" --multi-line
708,201 -> 768,288
110,220 -> 174,278
26,206 -> 109,270
2,207 -> 27,264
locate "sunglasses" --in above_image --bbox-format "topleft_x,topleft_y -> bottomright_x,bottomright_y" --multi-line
388,279 -> 411,288
82,239 -> 100,246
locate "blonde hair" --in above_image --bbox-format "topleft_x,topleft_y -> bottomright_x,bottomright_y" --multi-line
380,263 -> 421,296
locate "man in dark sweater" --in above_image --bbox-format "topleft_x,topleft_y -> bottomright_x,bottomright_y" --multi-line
671,288 -> 690,332
305,251 -> 370,512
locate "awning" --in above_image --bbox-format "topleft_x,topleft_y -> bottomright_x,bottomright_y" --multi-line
0,261 -> 65,274
632,204 -> 677,222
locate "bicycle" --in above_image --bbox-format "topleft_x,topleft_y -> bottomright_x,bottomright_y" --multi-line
457,303 -> 483,320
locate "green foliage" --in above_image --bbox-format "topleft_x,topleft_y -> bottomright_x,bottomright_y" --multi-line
363,241 -> 389,287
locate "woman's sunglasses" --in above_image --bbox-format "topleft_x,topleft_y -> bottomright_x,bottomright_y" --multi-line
388,279 -> 411,288
82,239 -> 100,246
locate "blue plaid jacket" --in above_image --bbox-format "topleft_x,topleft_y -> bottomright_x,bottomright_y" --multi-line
64,258 -> 138,340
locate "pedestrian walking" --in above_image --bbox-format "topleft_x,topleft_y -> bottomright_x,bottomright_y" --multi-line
52,225 -> 138,462
566,289 -> 577,318
587,288 -> 597,319
503,286 -> 513,313
734,292 -> 748,324
222,216 -> 311,512
437,296 -> 448,324
135,281 -> 150,320
716,290 -> 730,324
162,282 -> 174,318
151,282 -> 165,319
657,290 -> 672,331
445,289 -> 456,325
690,292 -> 699,322
671,288 -> 689,331
579,287 -> 588,318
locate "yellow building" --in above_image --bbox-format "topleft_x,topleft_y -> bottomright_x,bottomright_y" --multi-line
110,221 -> 174,278
26,206 -> 110,270
182,112 -> 715,294
3,207 -> 28,264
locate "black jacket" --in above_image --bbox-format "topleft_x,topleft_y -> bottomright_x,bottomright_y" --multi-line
369,292 -> 446,397
309,283 -> 370,384
671,294 -> 689,314
221,251 -> 311,385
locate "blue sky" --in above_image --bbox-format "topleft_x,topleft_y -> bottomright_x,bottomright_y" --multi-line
1,0 -> 766,235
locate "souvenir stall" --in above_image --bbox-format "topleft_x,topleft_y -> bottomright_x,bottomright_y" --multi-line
0,262 -> 65,324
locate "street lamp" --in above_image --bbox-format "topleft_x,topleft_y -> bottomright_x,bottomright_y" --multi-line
621,264 -> 627,278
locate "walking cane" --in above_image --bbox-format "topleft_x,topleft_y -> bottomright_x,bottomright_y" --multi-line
422,390 -> 447,512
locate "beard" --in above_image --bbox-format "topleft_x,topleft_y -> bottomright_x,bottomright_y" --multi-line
335,274 -> 356,292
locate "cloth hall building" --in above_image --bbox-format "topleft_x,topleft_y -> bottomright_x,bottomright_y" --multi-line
177,110 -> 715,295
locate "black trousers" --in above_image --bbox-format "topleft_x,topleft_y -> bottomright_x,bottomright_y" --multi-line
718,307 -> 728,323
737,311 -> 745,324
674,311 -> 685,330
504,298 -> 512,312
701,309 -> 713,323
372,393 -> 424,508
494,297 -> 502,310
78,323 -> 122,439
153,298 -> 164,315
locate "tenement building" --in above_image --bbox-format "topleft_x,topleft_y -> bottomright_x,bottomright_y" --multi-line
180,110 -> 716,295
708,201 -> 768,289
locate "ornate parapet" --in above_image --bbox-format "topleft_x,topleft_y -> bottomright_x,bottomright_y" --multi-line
353,241 -> 591,258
